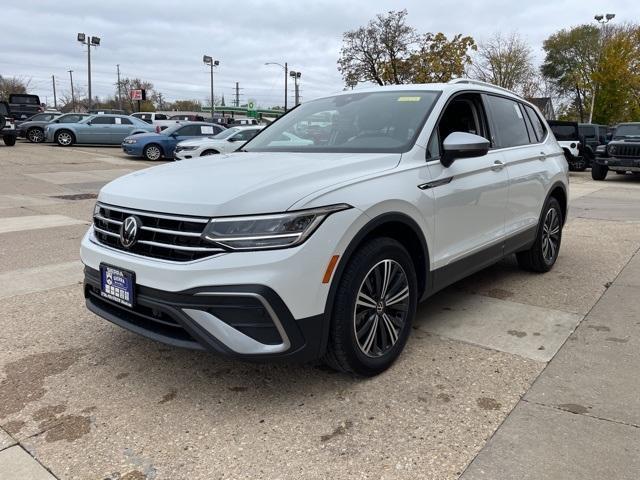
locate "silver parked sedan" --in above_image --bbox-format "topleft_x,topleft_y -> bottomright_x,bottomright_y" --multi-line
45,114 -> 154,146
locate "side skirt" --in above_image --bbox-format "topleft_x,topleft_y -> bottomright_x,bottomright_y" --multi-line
422,226 -> 537,299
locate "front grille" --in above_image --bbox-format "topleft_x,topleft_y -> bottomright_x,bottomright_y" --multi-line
615,144 -> 640,158
93,203 -> 224,262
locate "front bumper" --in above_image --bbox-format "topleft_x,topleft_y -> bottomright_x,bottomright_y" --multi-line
121,143 -> 143,156
84,266 -> 323,361
595,156 -> 640,171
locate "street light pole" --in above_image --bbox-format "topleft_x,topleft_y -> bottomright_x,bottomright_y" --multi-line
290,71 -> 302,106
68,70 -> 75,111
203,55 -> 219,121
116,64 -> 122,111
77,33 -> 100,110
590,13 -> 615,123
265,62 -> 288,111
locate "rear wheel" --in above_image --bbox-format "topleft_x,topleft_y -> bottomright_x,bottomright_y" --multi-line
143,144 -> 162,161
27,127 -> 45,143
323,237 -> 417,376
591,162 -> 608,180
55,130 -> 74,147
516,197 -> 563,273
3,135 -> 16,146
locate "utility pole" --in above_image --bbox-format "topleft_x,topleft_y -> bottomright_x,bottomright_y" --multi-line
52,75 -> 57,109
157,92 -> 164,110
68,70 -> 75,111
265,62 -> 288,111
235,82 -> 240,107
116,64 -> 122,110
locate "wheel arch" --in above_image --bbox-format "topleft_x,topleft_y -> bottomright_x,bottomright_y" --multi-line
546,181 -> 568,225
143,142 -> 165,157
320,212 -> 430,355
55,128 -> 76,143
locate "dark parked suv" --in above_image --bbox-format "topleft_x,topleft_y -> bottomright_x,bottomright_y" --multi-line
578,123 -> 608,164
9,93 -> 43,122
592,123 -> 640,180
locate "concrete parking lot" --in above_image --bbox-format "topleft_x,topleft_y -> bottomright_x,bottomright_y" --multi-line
1,141 -> 639,479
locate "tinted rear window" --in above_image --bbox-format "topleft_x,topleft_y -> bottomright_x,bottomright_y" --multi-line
485,95 -> 530,148
550,125 -> 579,141
10,95 -> 40,104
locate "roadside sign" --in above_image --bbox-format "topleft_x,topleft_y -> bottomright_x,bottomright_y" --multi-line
247,99 -> 257,118
130,89 -> 143,100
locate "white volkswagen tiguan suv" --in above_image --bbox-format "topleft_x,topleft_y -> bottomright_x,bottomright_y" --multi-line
82,79 -> 568,376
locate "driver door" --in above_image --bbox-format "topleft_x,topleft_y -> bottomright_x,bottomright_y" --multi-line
424,93 -> 509,284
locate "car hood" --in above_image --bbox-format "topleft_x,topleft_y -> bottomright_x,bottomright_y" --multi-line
126,132 -> 166,140
98,151 -> 401,216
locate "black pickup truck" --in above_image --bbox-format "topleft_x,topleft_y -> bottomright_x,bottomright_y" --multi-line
592,123 -> 640,180
0,101 -> 18,146
9,93 -> 43,122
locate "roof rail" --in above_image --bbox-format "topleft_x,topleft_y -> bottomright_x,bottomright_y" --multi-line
448,78 -> 521,98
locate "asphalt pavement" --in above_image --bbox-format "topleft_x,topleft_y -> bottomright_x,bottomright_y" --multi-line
1,142 -> 639,479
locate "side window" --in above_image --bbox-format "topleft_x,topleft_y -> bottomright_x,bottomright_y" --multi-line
524,105 -> 546,142
116,117 -> 132,125
176,125 -> 201,136
485,95 -> 530,148
61,115 -> 79,123
91,116 -> 114,125
155,114 -> 168,120
200,125 -> 216,135
427,131 -> 440,159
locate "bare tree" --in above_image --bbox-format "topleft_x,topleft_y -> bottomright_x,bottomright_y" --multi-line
472,33 -> 537,94
0,75 -> 31,100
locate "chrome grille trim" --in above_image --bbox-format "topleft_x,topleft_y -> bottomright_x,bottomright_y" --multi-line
92,202 -> 222,262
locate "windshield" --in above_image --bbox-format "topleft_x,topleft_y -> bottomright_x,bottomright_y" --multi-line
243,90 -> 440,153
161,124 -> 184,135
614,124 -> 640,138
212,127 -> 240,139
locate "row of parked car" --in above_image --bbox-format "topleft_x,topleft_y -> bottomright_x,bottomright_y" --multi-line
0,103 -> 316,161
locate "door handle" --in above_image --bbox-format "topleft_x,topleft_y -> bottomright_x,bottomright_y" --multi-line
491,160 -> 505,172
539,151 -> 547,161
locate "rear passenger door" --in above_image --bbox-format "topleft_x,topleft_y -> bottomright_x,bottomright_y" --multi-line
484,95 -> 549,245
111,116 -> 135,143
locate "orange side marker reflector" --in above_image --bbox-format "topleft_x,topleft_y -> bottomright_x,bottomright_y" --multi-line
322,255 -> 340,284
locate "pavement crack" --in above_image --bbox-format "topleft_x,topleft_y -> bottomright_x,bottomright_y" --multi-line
522,398 -> 640,430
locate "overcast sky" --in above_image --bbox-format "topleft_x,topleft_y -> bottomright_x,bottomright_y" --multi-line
1,0 -> 638,108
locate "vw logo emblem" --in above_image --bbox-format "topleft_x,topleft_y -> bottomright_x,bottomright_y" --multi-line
120,216 -> 141,248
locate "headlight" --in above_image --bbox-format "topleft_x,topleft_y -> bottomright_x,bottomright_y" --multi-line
596,145 -> 606,153
201,204 -> 352,250
176,145 -> 196,152
124,138 -> 137,144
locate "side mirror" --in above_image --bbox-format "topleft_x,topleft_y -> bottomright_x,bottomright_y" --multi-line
441,132 -> 490,168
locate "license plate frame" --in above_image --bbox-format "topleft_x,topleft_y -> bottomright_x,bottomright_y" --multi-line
100,263 -> 135,308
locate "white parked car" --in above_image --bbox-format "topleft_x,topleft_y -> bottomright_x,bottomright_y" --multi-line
81,79 -> 568,376
174,126 -> 263,160
131,112 -> 179,131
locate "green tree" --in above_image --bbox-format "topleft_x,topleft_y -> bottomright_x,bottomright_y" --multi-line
0,75 -> 30,100
541,25 -> 600,122
117,78 -> 156,112
168,99 -> 202,112
337,10 -> 475,86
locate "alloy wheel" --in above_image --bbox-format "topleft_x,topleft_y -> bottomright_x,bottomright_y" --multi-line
28,129 -> 44,143
542,207 -> 560,264
57,132 -> 72,146
354,259 -> 410,358
145,145 -> 161,160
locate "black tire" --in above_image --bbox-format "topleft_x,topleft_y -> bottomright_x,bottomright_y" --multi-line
516,197 -> 563,273
201,149 -> 220,156
323,237 -> 418,376
591,162 -> 608,180
143,143 -> 163,161
3,135 -> 16,146
0,115 -> 6,130
27,127 -> 45,143
55,130 -> 74,147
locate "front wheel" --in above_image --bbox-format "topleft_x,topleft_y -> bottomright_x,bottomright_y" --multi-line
143,144 -> 162,161
591,162 -> 608,180
516,197 -> 563,273
323,237 -> 417,376
201,149 -> 220,156
55,130 -> 74,147
27,127 -> 45,143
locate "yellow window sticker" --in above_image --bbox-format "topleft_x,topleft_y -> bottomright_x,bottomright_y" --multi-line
397,96 -> 421,102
